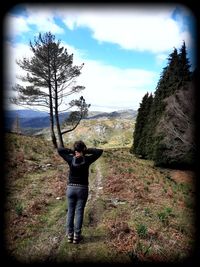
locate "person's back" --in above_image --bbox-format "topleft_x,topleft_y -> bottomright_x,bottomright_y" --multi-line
58,140 -> 103,243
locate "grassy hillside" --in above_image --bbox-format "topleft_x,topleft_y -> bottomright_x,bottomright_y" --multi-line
37,117 -> 135,149
4,133 -> 196,264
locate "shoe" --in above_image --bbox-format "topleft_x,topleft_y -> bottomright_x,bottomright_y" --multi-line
73,234 -> 83,244
67,233 -> 73,243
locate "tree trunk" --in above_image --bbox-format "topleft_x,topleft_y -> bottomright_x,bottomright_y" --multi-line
55,111 -> 64,147
51,129 -> 57,148
49,80 -> 57,148
54,75 -> 64,147
49,105 -> 57,148
55,114 -> 64,147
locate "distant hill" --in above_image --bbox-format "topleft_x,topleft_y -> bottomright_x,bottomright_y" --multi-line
5,109 -> 48,118
4,108 -> 137,133
4,109 -> 69,132
87,109 -> 137,120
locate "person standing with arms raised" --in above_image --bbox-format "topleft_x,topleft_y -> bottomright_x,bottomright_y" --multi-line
58,140 -> 103,244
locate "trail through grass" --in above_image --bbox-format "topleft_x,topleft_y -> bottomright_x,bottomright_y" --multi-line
4,134 -> 196,264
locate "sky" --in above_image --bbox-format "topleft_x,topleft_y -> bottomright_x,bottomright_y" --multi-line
3,3 -> 197,112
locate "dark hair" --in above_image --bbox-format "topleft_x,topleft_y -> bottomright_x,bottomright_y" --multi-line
73,140 -> 87,153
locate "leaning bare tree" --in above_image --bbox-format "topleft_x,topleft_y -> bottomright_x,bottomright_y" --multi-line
11,32 -> 90,148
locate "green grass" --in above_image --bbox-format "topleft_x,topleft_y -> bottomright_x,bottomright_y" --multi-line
5,133 -> 196,264
62,117 -> 135,149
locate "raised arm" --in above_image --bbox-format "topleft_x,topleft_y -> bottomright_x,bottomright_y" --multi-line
57,147 -> 74,163
86,148 -> 103,164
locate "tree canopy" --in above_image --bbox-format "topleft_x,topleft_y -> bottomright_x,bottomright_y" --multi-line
131,41 -> 196,168
11,32 -> 90,148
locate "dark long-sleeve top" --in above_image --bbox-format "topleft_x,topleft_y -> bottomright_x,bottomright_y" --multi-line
58,147 -> 103,186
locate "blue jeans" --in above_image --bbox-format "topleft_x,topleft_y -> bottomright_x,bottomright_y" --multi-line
66,185 -> 88,236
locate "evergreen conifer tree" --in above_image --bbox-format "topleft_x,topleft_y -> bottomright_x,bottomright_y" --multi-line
131,42 -> 194,168
11,32 -> 89,148
131,93 -> 153,157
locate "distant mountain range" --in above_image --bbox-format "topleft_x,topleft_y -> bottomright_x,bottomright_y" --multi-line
4,109 -> 68,131
87,109 -> 137,120
4,108 -> 137,132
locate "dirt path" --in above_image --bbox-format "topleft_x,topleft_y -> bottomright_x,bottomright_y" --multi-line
6,135 -> 195,264
88,161 -> 104,201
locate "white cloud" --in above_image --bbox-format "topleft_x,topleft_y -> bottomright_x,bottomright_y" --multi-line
155,53 -> 168,66
7,4 -> 194,54
57,42 -> 158,111
76,60 -> 157,111
5,4 -> 194,111
4,41 -> 34,110
4,14 -> 30,37
5,41 -> 157,112
4,5 -> 64,39
57,5 -> 193,53
5,41 -> 33,84
25,6 -> 64,34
